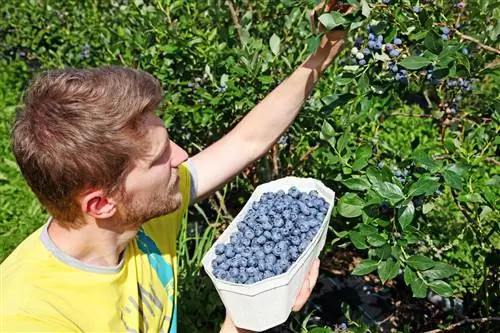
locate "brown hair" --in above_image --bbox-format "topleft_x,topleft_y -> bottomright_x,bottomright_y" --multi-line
11,66 -> 163,226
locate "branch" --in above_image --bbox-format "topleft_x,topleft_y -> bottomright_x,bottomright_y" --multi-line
225,0 -> 244,44
422,317 -> 500,333
453,29 -> 500,55
286,144 -> 320,173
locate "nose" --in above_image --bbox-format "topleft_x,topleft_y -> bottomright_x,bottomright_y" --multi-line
170,140 -> 189,167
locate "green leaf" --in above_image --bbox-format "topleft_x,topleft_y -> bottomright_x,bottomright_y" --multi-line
360,0 -> 371,17
352,144 -> 372,171
349,231 -> 369,249
359,224 -> 378,236
377,258 -> 400,284
338,193 -> 364,218
352,259 -> 378,275
443,169 -> 462,190
404,266 -> 416,286
398,201 -> 415,229
411,278 -> 428,298
413,150 -> 440,171
372,181 -> 404,204
269,33 -> 280,56
422,202 -> 434,214
424,32 -> 443,54
320,120 -> 335,140
429,280 -> 453,297
373,245 -> 392,260
407,255 -> 435,270
399,56 -> 432,70
341,176 -> 371,191
367,234 -> 387,247
422,263 -> 458,280
318,12 -> 347,30
366,166 -> 383,184
407,176 -> 440,197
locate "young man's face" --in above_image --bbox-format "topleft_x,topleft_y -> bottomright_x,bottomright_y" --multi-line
116,113 -> 188,227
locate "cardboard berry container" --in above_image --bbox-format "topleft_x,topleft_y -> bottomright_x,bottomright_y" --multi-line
201,176 -> 336,332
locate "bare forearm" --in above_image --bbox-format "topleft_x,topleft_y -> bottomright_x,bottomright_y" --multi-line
231,55 -> 323,159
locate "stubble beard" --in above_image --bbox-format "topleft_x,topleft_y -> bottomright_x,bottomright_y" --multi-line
118,179 -> 182,229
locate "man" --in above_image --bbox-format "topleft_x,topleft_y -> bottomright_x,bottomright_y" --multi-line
0,4 -> 349,332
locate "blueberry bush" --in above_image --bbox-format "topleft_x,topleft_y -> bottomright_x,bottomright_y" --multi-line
1,0 -> 498,332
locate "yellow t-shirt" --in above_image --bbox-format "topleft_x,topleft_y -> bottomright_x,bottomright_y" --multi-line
1,161 -> 196,333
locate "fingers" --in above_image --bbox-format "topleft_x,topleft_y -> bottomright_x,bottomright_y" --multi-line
308,258 -> 320,291
292,259 -> 321,312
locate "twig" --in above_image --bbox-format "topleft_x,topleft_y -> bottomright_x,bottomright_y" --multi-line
486,157 -> 500,166
453,29 -> 500,55
389,113 -> 435,119
421,317 -> 500,333
225,0 -> 244,44
287,144 -> 320,173
215,190 -> 232,219
271,145 -> 279,178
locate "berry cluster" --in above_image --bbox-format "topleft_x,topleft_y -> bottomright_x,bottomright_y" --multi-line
211,187 -> 329,284
441,27 -> 451,40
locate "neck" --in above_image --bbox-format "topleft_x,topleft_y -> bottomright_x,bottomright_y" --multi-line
47,217 -> 138,267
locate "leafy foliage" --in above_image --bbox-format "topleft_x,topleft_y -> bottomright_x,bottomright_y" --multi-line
1,0 -> 499,332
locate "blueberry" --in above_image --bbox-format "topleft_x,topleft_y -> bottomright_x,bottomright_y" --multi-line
263,270 -> 275,279
265,253 -> 277,265
377,35 -> 383,43
246,266 -> 258,276
219,262 -> 230,271
234,244 -> 244,254
237,222 -> 247,232
441,27 -> 450,35
390,64 -> 399,72
256,235 -> 267,245
263,242 -> 275,254
216,270 -> 228,280
383,0 -> 390,3
244,229 -> 255,240
239,271 -> 249,283
389,50 -> 400,58
400,69 -> 407,75
263,230 -> 272,240
368,33 -> 375,41
274,259 -> 290,275
368,40 -> 376,49
362,48 -> 371,56
358,59 -> 367,66
215,244 -> 226,255
273,217 -> 285,228
262,221 -> 273,231
375,42 -> 382,50
229,267 -> 239,277
441,34 -> 449,40
271,230 -> 283,243
393,38 -> 402,46
258,259 -> 266,272
413,5 -> 421,13
462,48 -> 468,55
215,254 -> 226,264
241,237 -> 251,246
246,277 -> 255,284
253,224 -> 263,236
355,37 -> 363,46
385,44 -> 394,52
255,249 -> 266,260
211,259 -> 219,269
248,257 -> 258,267
298,241 -> 309,253
241,247 -> 253,258
225,244 -> 235,258
291,235 -> 301,246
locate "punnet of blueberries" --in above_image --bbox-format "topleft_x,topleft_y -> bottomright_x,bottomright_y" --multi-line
211,187 -> 330,285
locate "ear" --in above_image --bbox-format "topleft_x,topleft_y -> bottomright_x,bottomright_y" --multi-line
80,190 -> 118,219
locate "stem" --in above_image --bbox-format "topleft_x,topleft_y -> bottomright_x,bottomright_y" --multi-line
225,0 -> 244,45
452,29 -> 500,55
422,317 -> 500,333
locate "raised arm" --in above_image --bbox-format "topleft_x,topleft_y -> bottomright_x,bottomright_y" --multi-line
189,30 -> 347,203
